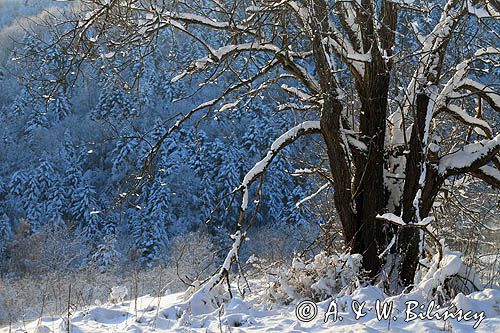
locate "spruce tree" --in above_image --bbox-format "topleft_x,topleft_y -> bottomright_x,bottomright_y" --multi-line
111,133 -> 138,177
92,234 -> 119,273
49,88 -> 72,122
91,76 -> 138,121
47,180 -> 67,228
8,170 -> 28,197
0,213 -> 13,254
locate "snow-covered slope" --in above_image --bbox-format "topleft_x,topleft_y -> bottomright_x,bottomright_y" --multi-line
3,282 -> 499,333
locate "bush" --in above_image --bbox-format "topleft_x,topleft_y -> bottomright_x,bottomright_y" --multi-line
263,252 -> 368,304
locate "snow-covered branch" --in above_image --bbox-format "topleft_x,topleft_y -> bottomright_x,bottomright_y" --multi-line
296,182 -> 330,209
434,47 -> 499,136
237,121 -> 321,213
438,135 -> 500,176
470,165 -> 500,189
188,121 -> 322,300
439,104 -> 493,138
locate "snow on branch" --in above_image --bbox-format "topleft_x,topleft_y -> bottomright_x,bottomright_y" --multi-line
287,0 -> 369,78
392,0 -> 467,128
377,213 -> 406,226
323,36 -> 371,78
173,41 -> 319,93
237,121 -> 321,213
158,11 -> 250,31
435,47 -> 500,127
377,213 -> 435,229
438,135 -> 500,176
184,121 -> 321,303
127,3 -> 255,33
460,79 -> 500,113
172,42 -> 283,78
467,0 -> 500,18
296,182 -> 329,209
281,84 -> 315,102
470,166 -> 500,189
336,0 -> 362,51
402,0 -> 466,96
440,104 -> 492,138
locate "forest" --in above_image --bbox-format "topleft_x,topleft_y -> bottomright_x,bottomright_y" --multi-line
0,0 -> 498,332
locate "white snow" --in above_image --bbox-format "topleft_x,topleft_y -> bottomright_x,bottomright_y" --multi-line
217,101 -> 239,113
239,121 -> 321,211
281,84 -> 313,101
109,286 -> 128,304
376,213 -> 405,226
445,104 -> 492,134
467,1 -> 492,18
5,277 -> 498,333
478,165 -> 500,180
438,134 -> 500,175
296,183 -> 329,209
100,52 -> 115,59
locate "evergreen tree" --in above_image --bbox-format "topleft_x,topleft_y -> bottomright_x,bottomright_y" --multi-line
35,158 -> 55,197
8,170 -> 28,197
49,88 -> 72,121
132,182 -> 170,265
10,90 -> 33,118
70,181 -> 97,221
24,108 -> 49,135
111,133 -> 138,177
91,76 -> 138,121
101,218 -> 117,237
92,234 -> 119,272
47,180 -> 67,227
0,176 -> 5,200
24,174 -> 42,223
62,132 -> 84,205
19,159 -> 57,230
0,213 -> 13,254
70,180 -> 101,240
81,210 -> 102,240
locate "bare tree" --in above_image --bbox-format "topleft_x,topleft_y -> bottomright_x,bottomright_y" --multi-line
49,0 -> 499,295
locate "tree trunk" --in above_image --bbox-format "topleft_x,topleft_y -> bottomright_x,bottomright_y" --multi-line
313,0 -> 418,286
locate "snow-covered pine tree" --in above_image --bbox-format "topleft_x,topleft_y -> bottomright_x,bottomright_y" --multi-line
132,179 -> 170,265
8,170 -> 28,197
91,75 -> 138,121
111,132 -> 139,178
35,159 -> 55,196
24,107 -> 49,135
0,213 -> 13,254
62,134 -> 83,203
12,32 -> 72,133
92,234 -> 119,273
48,87 -> 72,122
82,210 -> 102,241
23,169 -> 44,231
47,179 -> 67,228
69,180 -> 101,239
10,91 -> 33,118
19,158 -> 59,230
0,176 -> 5,200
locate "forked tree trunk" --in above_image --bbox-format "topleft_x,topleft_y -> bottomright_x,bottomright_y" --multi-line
314,0 -> 428,287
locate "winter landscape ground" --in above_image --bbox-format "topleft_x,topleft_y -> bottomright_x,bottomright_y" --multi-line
2,285 -> 500,333
0,0 -> 499,332
3,257 -> 500,332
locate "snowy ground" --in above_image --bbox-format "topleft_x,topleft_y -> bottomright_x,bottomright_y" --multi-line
2,280 -> 498,333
